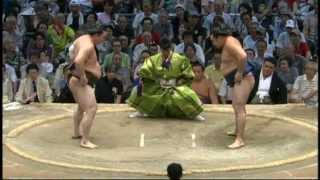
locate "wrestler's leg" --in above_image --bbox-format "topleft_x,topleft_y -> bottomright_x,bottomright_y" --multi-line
68,77 -> 84,139
72,105 -> 84,139
227,97 -> 237,136
228,75 -> 254,149
77,85 -> 98,149
69,77 -> 98,149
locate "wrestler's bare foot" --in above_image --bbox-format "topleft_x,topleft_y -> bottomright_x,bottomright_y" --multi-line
80,140 -> 98,149
195,115 -> 205,121
228,139 -> 245,149
72,135 -> 82,139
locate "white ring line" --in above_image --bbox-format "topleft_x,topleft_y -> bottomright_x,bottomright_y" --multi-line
140,133 -> 144,147
191,133 -> 196,148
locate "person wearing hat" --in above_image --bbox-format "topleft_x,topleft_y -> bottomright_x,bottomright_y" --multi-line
67,24 -> 110,149
66,0 -> 84,31
248,56 -> 288,104
210,23 -> 255,149
276,19 -> 296,49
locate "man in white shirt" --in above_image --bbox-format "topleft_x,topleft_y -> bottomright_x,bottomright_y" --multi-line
248,57 -> 287,104
174,31 -> 205,65
290,61 -> 318,107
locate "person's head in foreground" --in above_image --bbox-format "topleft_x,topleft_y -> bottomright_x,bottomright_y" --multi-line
167,162 -> 183,180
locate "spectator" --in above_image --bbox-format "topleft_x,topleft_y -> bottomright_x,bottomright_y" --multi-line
96,25 -> 114,61
113,15 -> 135,44
95,66 -> 123,104
36,21 -> 49,35
114,0 -> 135,14
3,53 -> 18,102
248,57 -> 287,104
303,3 -> 318,43
184,43 -> 202,65
252,38 -> 268,70
96,0 -> 114,25
132,31 -> 154,65
204,52 -> 224,91
172,22 -> 186,45
273,9 -> 293,39
47,13 -> 75,57
132,1 -> 158,35
33,2 -> 54,27
202,0 -> 234,36
16,63 -> 52,104
153,9 -> 174,40
133,50 -> 151,85
110,53 -> 132,92
135,17 -> 160,44
3,36 -> 26,78
191,62 -> 218,104
243,22 -> 266,53
185,10 -> 206,45
167,163 -> 183,180
66,0 -> 85,31
174,31 -> 205,65
171,4 -> 186,44
289,29 -> 311,59
276,58 -> 299,94
26,32 -> 54,63
279,47 -> 309,76
3,15 -> 23,51
157,0 -> 177,13
119,35 -> 132,57
20,51 -> 45,79
235,12 -> 252,39
290,61 -> 318,107
103,38 -> 131,70
80,12 -> 98,30
276,19 -> 306,54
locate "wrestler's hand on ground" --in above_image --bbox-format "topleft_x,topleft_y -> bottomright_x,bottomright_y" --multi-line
80,75 -> 88,86
234,71 -> 243,84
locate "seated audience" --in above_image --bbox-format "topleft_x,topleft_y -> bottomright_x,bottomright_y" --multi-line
205,52 -> 224,91
103,38 -> 130,70
249,57 -> 288,104
191,62 -> 218,104
16,64 -> 52,104
290,61 -> 318,107
276,58 -> 299,94
95,66 -> 123,104
66,0 -> 84,31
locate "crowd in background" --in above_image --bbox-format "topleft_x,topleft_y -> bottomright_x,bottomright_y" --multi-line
2,0 -> 318,107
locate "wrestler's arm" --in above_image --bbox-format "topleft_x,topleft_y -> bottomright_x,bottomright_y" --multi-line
74,46 -> 92,81
229,42 -> 247,74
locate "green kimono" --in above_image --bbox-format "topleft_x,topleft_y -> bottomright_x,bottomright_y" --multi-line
127,52 -> 203,119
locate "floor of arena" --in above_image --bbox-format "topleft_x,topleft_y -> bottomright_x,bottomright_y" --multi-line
3,103 -> 318,179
